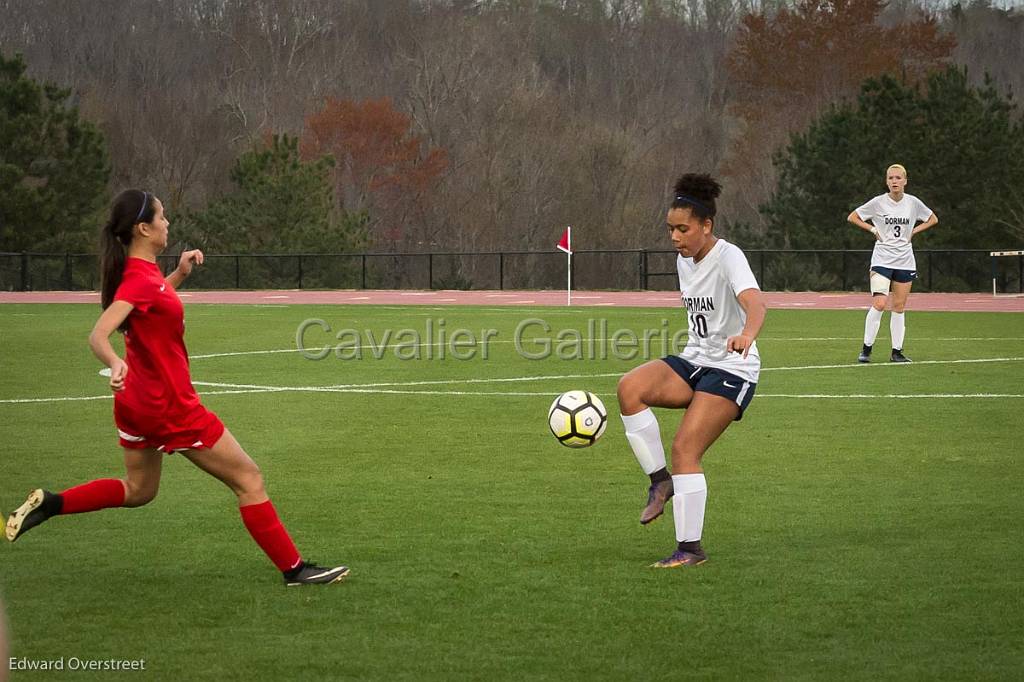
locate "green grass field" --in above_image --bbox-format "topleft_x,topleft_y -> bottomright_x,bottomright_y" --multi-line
1,303 -> 1023,680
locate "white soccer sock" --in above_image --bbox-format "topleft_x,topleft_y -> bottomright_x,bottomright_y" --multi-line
863,307 -> 884,346
671,473 -> 707,542
891,312 -> 906,350
621,408 -> 666,475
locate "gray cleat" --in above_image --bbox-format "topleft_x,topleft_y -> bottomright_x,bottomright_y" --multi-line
890,349 -> 911,363
858,344 -> 872,363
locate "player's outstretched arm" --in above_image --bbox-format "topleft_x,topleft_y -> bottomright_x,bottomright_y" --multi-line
727,288 -> 767,359
89,301 -> 134,392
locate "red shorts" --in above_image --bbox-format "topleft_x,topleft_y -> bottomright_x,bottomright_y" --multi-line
114,401 -> 225,453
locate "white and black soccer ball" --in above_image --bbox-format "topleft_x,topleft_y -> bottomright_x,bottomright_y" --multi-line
548,390 -> 608,448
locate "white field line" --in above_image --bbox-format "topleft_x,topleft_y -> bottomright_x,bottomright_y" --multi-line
761,356 -> 1024,372
192,355 -> 1024,391
188,338 -> 1024,360
757,393 -> 1024,399
192,372 -> 625,391
761,337 -> 1024,342
0,394 -> 116,404
3,388 -> 1022,403
195,389 -> 1024,399
3,357 -> 1023,405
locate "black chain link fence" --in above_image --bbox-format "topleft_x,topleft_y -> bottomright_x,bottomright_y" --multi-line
1,249 -> 1020,293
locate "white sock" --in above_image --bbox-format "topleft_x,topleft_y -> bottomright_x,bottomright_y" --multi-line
864,307 -> 883,346
621,408 -> 666,475
671,473 -> 707,542
890,312 -> 906,350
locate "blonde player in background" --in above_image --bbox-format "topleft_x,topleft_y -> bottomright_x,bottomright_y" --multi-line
848,164 -> 938,363
617,173 -> 767,567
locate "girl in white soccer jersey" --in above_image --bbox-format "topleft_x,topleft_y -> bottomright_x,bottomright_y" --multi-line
617,174 -> 767,568
848,164 -> 938,363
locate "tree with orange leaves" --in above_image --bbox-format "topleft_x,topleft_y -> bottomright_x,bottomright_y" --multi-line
724,0 -> 955,223
301,97 -> 448,246
729,0 -> 954,121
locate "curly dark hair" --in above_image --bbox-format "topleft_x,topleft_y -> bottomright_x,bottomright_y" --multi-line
671,173 -> 722,220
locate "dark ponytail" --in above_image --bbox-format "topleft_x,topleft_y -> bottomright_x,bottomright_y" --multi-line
671,174 -> 722,222
100,190 -> 153,322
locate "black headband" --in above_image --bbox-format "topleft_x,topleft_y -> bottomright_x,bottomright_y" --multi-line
673,194 -> 711,214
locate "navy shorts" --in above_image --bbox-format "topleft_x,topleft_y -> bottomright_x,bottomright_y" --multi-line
662,355 -> 757,421
870,266 -> 917,283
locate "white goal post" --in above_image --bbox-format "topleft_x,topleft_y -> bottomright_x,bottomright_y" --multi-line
990,250 -> 1024,297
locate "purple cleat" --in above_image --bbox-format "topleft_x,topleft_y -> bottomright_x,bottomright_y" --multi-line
650,548 -> 708,568
640,479 -> 674,525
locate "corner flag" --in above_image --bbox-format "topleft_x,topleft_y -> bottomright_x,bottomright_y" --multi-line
556,226 -> 572,305
556,227 -> 572,254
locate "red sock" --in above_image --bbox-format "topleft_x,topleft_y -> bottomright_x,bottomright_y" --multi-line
239,500 -> 302,572
59,479 -> 126,514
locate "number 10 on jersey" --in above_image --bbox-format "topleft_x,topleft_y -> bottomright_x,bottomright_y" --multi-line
689,312 -> 708,338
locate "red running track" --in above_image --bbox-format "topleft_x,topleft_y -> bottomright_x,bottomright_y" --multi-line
1,289 -> 1022,311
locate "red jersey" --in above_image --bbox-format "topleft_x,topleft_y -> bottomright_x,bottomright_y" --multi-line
113,257 -> 201,419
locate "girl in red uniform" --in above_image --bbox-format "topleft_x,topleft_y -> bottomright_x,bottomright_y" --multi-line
4,190 -> 347,586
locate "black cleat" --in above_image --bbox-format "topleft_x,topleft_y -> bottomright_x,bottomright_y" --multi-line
5,489 -> 60,542
858,344 -> 872,363
891,349 -> 911,363
283,561 -> 350,586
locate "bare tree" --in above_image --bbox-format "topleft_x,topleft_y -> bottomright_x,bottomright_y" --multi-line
4,0 -> 1018,257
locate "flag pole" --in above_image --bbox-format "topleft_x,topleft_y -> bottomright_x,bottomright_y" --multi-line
566,225 -> 572,306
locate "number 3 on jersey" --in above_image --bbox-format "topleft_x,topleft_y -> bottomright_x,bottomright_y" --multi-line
689,312 -> 708,338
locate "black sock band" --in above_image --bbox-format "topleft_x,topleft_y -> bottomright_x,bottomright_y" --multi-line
41,491 -> 63,517
649,468 -> 671,485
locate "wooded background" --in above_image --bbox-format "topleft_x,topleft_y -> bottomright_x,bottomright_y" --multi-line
2,0 -> 1023,263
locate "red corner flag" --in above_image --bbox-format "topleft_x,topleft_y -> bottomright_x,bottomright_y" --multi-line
556,226 -> 572,254
557,226 -> 572,306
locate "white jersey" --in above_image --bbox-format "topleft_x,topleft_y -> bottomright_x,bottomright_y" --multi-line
675,239 -> 761,383
855,193 -> 933,270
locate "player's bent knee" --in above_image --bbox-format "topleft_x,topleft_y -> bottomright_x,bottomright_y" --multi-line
235,466 -> 266,498
617,374 -> 643,410
671,450 -> 703,473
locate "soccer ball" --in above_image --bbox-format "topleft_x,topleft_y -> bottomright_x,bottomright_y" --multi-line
548,390 -> 608,448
